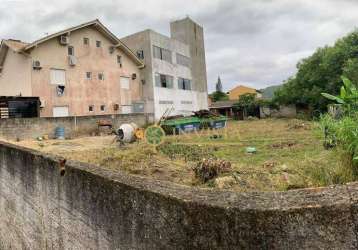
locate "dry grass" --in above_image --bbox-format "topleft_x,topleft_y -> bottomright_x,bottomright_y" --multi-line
8,118 -> 345,192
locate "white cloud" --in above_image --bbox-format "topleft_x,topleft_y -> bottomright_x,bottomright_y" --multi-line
2,0 -> 358,92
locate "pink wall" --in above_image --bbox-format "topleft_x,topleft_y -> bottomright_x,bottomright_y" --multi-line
29,27 -> 142,117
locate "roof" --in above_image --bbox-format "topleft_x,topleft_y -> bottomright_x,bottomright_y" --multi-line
0,39 -> 30,72
209,100 -> 237,109
0,96 -> 39,101
170,17 -> 204,29
228,85 -> 258,93
3,39 -> 28,51
0,19 -> 144,68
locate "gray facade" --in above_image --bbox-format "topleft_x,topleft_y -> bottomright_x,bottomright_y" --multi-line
121,18 -> 208,120
170,18 -> 208,93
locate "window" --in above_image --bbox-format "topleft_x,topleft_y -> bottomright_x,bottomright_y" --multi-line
153,45 -> 172,63
53,106 -> 69,117
155,73 -> 173,88
176,53 -> 190,67
120,76 -> 130,89
117,55 -> 122,67
96,40 -> 101,48
89,105 -> 94,112
153,46 -> 161,59
98,73 -> 104,80
161,49 -> 172,63
120,77 -> 131,105
83,37 -> 89,45
137,50 -> 144,59
86,72 -> 92,80
178,77 -> 192,90
68,46 -> 74,56
50,69 -> 66,85
100,105 -> 105,112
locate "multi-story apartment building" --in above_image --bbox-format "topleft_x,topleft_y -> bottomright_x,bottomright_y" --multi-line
0,20 -> 144,117
121,17 -> 208,120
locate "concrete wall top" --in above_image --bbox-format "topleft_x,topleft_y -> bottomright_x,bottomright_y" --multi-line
0,140 -> 357,249
1,139 -> 356,212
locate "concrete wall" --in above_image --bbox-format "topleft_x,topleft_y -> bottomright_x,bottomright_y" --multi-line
0,113 -> 153,140
260,105 -> 297,118
0,141 -> 357,249
0,48 -> 32,96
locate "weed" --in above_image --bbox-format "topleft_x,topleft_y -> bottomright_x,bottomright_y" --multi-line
157,142 -> 215,162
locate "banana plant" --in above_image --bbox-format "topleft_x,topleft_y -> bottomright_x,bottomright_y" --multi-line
322,76 -> 358,114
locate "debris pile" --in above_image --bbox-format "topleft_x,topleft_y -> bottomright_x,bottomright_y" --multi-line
97,119 -> 113,136
193,158 -> 232,183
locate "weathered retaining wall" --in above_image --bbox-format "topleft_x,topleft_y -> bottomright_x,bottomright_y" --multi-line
0,141 -> 357,249
260,105 -> 297,119
0,113 -> 154,140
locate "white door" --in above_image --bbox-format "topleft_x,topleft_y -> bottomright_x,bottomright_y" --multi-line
53,106 -> 69,117
120,76 -> 131,105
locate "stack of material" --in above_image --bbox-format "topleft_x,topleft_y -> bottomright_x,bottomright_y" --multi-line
97,119 -> 113,136
0,100 -> 9,118
0,107 -> 9,119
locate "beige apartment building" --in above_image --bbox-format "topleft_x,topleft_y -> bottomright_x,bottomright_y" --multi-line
0,20 -> 144,117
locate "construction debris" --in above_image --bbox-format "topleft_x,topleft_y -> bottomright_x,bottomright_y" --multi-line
192,158 -> 232,183
97,119 -> 113,135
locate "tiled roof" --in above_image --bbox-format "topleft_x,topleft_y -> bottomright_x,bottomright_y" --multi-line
0,19 -> 144,68
209,100 -> 237,108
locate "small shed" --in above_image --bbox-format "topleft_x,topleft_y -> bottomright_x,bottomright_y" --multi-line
0,96 -> 40,118
209,100 -> 243,119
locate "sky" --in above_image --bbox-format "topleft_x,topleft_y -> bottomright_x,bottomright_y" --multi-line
1,0 -> 358,92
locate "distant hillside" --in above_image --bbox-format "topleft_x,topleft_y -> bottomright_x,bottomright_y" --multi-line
259,85 -> 282,99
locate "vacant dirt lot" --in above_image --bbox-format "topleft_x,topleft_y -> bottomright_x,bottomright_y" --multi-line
7,118 -> 345,192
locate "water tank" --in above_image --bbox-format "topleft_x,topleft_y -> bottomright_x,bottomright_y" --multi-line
55,126 -> 65,140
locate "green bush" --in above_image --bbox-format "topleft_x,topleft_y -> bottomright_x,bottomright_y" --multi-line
320,76 -> 358,180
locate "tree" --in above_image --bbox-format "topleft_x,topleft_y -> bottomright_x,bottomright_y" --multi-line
216,76 -> 223,92
273,29 -> 358,114
210,91 -> 228,102
322,76 -> 358,114
210,76 -> 228,101
233,93 -> 257,117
